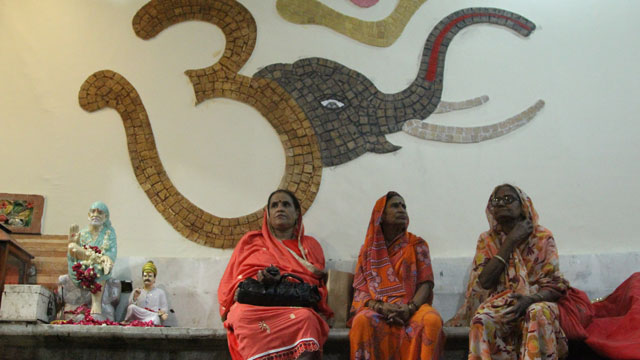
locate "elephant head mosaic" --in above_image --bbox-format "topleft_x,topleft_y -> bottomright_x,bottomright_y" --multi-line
79,0 -> 542,248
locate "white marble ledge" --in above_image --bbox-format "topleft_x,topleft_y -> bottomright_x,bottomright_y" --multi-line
0,323 -> 468,340
0,323 -> 228,339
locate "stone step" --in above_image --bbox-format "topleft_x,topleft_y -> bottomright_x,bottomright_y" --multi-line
0,323 -> 601,359
0,323 -> 469,360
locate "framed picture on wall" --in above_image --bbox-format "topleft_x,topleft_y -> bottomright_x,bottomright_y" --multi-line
0,193 -> 45,234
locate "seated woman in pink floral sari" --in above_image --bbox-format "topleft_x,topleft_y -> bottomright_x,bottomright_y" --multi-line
446,184 -> 569,360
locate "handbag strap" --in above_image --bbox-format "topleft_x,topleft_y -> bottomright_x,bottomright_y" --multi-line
280,273 -> 305,283
285,247 -> 325,278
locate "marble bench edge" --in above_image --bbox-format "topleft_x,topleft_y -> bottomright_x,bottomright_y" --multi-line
0,323 -> 469,339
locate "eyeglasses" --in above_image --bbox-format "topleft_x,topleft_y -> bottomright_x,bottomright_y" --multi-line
490,195 -> 518,207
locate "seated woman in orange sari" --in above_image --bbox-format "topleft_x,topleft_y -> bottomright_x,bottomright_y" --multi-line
446,184 -> 569,360
218,190 -> 333,360
349,191 -> 443,360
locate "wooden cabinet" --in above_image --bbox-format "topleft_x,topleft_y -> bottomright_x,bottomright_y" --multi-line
0,224 -> 34,305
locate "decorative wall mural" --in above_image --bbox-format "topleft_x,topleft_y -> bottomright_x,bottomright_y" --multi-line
276,0 -> 428,47
79,0 -> 542,248
433,95 -> 489,114
255,8 -> 541,166
0,193 -> 45,234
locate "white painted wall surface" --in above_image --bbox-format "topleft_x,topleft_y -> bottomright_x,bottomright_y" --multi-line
2,0 -> 639,267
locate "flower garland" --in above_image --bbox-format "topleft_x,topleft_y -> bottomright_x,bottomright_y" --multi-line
71,260 -> 101,294
52,305 -> 160,327
72,230 -> 112,294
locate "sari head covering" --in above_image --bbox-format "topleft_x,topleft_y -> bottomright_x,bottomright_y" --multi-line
264,189 -> 318,268
447,184 -> 568,326
351,192 -> 434,315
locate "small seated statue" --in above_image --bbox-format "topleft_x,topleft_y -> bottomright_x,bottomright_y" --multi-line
66,201 -> 117,320
124,261 -> 169,325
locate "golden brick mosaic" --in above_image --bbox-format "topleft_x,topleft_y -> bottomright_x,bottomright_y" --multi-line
79,0 -> 321,248
276,0 -> 428,47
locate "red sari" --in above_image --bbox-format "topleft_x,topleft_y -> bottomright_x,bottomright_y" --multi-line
218,212 -> 332,360
348,194 -> 443,360
584,272 -> 640,359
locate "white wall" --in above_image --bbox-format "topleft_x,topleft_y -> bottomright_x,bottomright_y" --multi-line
2,0 -> 639,265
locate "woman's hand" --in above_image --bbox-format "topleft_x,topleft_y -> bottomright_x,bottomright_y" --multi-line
375,302 -> 411,325
390,304 -> 412,324
504,293 -> 535,318
479,220 -> 533,290
505,219 -> 534,248
379,302 -> 400,324
256,267 -> 281,284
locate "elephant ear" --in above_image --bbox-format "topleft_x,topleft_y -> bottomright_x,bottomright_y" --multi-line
367,135 -> 401,154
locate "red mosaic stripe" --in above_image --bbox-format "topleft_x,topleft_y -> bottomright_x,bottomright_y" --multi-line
425,12 -> 532,82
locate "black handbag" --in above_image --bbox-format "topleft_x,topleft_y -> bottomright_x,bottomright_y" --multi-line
236,267 -> 321,308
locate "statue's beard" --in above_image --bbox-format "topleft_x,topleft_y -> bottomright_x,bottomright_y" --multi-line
90,217 -> 104,226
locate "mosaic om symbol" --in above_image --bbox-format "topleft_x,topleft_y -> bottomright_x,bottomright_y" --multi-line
78,0 -> 541,248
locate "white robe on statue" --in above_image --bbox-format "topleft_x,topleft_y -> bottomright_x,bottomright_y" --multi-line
124,287 -> 168,325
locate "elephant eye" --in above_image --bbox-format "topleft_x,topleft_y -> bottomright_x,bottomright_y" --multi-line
320,99 -> 345,109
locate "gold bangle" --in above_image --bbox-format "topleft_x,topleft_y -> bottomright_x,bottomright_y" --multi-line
408,301 -> 418,314
494,255 -> 507,266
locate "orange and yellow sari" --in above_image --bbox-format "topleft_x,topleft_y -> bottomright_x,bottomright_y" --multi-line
349,193 -> 443,360
447,185 -> 569,360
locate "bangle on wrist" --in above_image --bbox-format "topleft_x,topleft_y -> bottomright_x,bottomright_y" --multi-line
494,254 -> 508,266
408,301 -> 418,314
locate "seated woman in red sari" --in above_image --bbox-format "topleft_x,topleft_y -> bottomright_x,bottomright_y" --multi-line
349,191 -> 443,360
446,184 -> 569,360
218,190 -> 333,360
